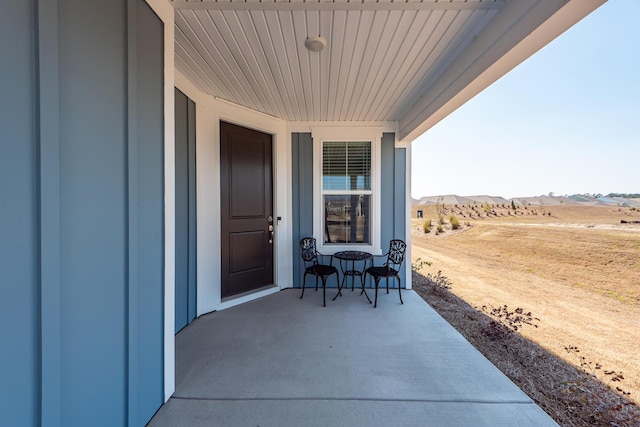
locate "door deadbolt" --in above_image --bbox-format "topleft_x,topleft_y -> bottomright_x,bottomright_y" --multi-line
267,215 -> 273,223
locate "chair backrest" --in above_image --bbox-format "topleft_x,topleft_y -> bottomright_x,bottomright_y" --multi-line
387,239 -> 406,267
300,237 -> 318,263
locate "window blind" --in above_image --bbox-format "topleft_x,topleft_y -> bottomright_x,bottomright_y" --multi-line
322,141 -> 371,191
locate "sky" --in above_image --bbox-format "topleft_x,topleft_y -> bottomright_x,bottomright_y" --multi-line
411,0 -> 640,200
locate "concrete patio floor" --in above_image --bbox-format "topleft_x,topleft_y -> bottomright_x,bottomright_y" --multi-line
149,288 -> 557,426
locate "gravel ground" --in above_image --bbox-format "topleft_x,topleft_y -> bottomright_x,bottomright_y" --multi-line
413,271 -> 640,427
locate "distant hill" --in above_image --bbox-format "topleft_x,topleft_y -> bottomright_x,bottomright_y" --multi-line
413,194 -> 640,208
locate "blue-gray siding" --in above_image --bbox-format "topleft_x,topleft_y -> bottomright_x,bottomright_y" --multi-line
291,133 -> 325,288
291,132 -> 406,288
0,1 -> 165,426
394,147 -> 407,241
131,3 -> 165,423
175,88 -> 198,333
1,2 -> 38,426
380,134 -> 407,286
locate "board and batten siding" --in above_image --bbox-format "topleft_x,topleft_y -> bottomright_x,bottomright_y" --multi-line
291,132 -> 406,289
1,2 -> 39,426
174,88 -> 197,333
0,1 -> 165,426
291,133 -> 323,288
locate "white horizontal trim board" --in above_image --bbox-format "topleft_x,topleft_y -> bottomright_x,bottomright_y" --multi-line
287,122 -> 397,134
172,0 -> 505,12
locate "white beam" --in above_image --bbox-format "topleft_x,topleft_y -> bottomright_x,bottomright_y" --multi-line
172,0 -> 504,12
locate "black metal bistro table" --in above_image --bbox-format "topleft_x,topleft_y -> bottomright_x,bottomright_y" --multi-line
332,251 -> 373,304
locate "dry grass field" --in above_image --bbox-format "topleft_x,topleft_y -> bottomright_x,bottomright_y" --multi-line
411,204 -> 640,425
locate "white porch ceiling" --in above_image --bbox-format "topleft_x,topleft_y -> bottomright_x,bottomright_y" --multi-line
172,0 -> 605,140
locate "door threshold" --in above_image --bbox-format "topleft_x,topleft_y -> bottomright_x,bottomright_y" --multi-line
218,285 -> 280,310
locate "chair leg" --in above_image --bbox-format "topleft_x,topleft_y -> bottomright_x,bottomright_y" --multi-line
300,272 -> 307,299
315,275 -> 319,292
321,276 -> 327,307
374,278 -> 380,308
386,277 -> 389,294
397,276 -> 403,305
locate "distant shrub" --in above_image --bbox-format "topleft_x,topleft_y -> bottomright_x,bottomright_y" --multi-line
423,219 -> 432,233
562,345 -> 638,425
511,200 -> 516,210
436,196 -> 446,225
425,270 -> 452,292
450,214 -> 460,230
411,257 -> 432,272
480,305 -> 539,340
436,224 -> 443,234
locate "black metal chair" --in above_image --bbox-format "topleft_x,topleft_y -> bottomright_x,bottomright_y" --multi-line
364,239 -> 407,308
300,237 -> 338,307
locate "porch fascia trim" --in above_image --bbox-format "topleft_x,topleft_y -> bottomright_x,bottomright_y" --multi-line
399,0 -> 607,141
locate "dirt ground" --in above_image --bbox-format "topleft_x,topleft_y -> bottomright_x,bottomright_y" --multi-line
410,205 -> 640,420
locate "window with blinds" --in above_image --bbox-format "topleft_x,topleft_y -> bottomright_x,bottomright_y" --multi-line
322,141 -> 371,244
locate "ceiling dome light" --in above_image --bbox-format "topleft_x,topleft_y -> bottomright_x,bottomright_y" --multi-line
305,36 -> 327,52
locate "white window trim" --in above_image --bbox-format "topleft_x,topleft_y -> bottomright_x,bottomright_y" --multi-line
311,127 -> 383,255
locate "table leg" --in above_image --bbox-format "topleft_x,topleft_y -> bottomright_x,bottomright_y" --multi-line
351,260 -> 356,291
333,259 -> 346,300
360,259 -> 372,304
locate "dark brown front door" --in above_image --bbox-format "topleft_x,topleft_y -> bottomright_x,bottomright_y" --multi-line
220,121 -> 274,298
